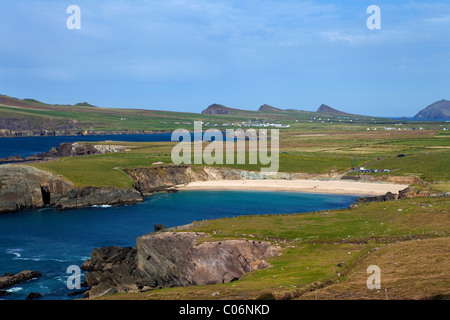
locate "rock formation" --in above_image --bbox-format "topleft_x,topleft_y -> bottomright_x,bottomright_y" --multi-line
125,166 -> 244,195
81,231 -> 281,298
0,270 -> 42,289
351,186 -> 447,207
0,165 -> 143,214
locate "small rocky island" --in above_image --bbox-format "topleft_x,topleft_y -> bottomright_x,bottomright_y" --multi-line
0,270 -> 42,297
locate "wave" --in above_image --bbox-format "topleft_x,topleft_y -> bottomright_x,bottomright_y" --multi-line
91,204 -> 112,208
5,249 -> 70,262
6,248 -> 23,258
6,287 -> 23,293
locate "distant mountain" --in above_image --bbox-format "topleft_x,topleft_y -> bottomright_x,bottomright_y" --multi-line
258,104 -> 284,113
316,104 -> 352,116
201,104 -> 241,115
413,99 -> 450,120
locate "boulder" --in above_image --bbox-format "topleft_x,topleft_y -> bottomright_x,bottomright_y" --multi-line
26,292 -> 42,300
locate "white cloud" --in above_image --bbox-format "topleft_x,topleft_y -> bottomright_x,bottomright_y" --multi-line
424,14 -> 450,23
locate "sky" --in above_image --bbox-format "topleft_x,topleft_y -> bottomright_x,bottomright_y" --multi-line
0,0 -> 449,117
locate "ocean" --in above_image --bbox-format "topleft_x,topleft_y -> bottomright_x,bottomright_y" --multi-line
0,133 -> 174,159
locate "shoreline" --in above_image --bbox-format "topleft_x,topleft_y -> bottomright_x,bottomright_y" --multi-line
176,179 -> 410,196
0,130 -> 173,138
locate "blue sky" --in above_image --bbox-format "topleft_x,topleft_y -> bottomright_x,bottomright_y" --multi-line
0,0 -> 449,116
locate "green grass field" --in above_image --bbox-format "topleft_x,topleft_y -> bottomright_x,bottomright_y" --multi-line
93,196 -> 449,300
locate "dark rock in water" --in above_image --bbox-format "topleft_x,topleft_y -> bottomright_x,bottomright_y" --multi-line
82,232 -> 281,299
0,290 -> 10,297
67,289 -> 87,297
26,292 -> 42,300
53,186 -> 143,210
81,246 -> 143,299
154,224 -> 167,232
0,270 -> 42,290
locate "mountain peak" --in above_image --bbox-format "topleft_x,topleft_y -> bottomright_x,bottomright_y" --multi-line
258,104 -> 283,112
201,104 -> 240,115
414,99 -> 450,120
316,104 -> 351,116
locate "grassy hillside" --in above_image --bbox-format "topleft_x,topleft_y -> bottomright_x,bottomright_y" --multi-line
92,196 -> 449,300
0,94 -> 403,133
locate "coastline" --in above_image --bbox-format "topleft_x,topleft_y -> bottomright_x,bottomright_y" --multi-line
176,179 -> 410,196
0,129 -> 173,138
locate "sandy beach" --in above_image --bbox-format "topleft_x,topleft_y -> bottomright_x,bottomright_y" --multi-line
177,179 -> 410,196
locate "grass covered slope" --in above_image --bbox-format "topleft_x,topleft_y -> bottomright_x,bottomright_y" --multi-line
0,93 -> 400,134
92,196 -> 449,300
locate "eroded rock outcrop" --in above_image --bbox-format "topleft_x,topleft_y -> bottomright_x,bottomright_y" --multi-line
0,270 -> 42,290
25,142 -> 127,162
81,231 -> 281,299
0,165 -> 143,214
351,186 -> 448,207
125,166 -> 244,195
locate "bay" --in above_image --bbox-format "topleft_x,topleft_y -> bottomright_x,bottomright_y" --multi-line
0,133 -> 173,159
0,190 -> 358,300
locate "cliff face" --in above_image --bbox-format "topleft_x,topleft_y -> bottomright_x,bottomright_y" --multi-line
81,231 -> 281,298
0,165 -> 143,214
125,166 -> 244,195
0,165 -> 69,213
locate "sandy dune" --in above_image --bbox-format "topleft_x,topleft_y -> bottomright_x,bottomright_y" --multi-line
177,179 -> 409,196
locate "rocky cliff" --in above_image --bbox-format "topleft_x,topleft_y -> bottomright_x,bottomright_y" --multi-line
0,270 -> 42,290
125,166 -> 244,195
81,231 -> 281,298
0,165 -> 143,214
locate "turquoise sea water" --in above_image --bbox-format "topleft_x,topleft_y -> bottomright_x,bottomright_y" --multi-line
0,190 -> 358,300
